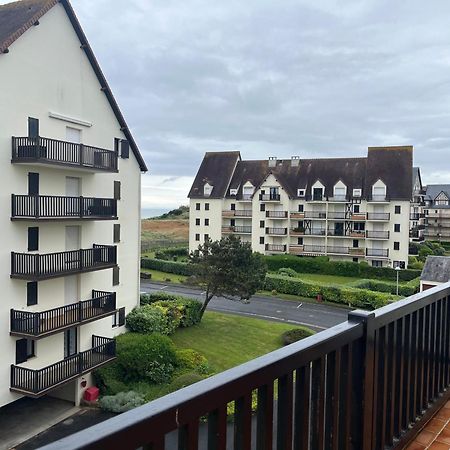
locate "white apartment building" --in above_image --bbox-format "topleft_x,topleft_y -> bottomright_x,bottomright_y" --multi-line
189,147 -> 414,269
0,0 -> 147,407
423,185 -> 450,242
409,167 -> 426,242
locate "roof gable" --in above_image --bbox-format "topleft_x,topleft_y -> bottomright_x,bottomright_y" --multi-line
0,0 -> 147,172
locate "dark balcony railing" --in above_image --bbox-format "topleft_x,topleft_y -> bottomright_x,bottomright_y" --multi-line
259,194 -> 280,201
265,211 -> 288,218
38,284 -> 450,450
265,244 -> 286,252
222,226 -> 252,234
303,244 -> 326,253
410,213 -> 420,221
11,335 -> 116,397
10,291 -> 116,338
327,211 -> 346,220
12,136 -> 118,172
266,227 -> 287,235
11,244 -> 117,280
222,210 -> 252,217
304,211 -> 327,219
366,248 -> 389,257
11,195 -> 117,220
367,212 -> 390,221
366,230 -> 390,239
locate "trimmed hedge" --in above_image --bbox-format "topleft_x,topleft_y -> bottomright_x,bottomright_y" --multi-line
154,247 -> 189,261
349,277 -> 420,297
126,305 -> 179,335
264,274 -> 394,309
141,258 -> 195,276
281,328 -> 315,345
265,255 -> 420,282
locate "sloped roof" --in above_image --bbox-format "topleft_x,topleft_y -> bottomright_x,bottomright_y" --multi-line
0,0 -> 147,171
412,167 -> 422,191
421,256 -> 450,283
425,185 -> 450,202
188,152 -> 240,198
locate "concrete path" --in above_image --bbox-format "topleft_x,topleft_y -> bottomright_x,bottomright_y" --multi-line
0,397 -> 77,450
141,281 -> 351,331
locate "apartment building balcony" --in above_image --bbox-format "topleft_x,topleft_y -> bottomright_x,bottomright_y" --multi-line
265,244 -> 286,253
266,227 -> 287,236
350,212 -> 367,221
327,211 -> 346,220
10,335 -> 116,397
288,244 -> 304,255
238,194 -> 253,202
367,212 -> 390,221
10,291 -> 116,338
366,248 -> 389,258
366,230 -> 390,240
301,244 -> 326,254
410,213 -> 420,221
290,211 -> 305,219
265,211 -> 288,219
304,211 -> 327,219
43,285 -> 450,450
327,229 -> 366,238
11,244 -> 117,281
11,195 -> 117,220
12,136 -> 118,172
221,226 -> 252,234
328,195 -> 348,202
290,227 -> 325,236
367,194 -> 389,203
326,246 -> 365,256
222,210 -> 252,218
259,194 -> 280,201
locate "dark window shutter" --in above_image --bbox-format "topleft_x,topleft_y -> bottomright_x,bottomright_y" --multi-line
114,181 -> 121,200
120,140 -> 130,159
28,227 -> 39,251
28,118 -> 39,139
27,282 -> 38,306
16,339 -> 28,364
28,173 -> 39,196
113,266 -> 120,286
118,307 -> 126,326
113,224 -> 120,243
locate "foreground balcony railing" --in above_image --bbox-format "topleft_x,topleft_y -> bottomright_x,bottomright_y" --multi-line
10,291 -> 116,338
11,335 -> 115,397
44,285 -> 450,450
11,244 -> 117,280
12,136 -> 118,172
11,195 -> 117,220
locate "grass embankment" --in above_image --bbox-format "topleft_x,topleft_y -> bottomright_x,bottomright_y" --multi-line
141,219 -> 189,251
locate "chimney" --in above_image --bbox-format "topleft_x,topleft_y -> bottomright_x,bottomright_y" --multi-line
268,156 -> 277,168
291,156 -> 300,167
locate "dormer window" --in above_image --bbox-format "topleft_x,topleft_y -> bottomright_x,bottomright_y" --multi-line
353,188 -> 362,197
204,183 -> 213,197
333,182 -> 347,201
372,181 -> 386,202
297,189 -> 305,197
242,183 -> 254,200
230,188 -> 238,196
435,192 -> 449,206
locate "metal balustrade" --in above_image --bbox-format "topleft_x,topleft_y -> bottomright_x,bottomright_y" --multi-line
12,136 -> 118,172
10,291 -> 116,338
11,194 -> 117,220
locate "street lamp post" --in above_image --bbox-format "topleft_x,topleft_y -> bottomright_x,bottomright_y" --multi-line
395,266 -> 401,296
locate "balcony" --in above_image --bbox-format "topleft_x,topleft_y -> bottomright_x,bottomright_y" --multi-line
221,226 -> 252,234
11,195 -> 117,220
41,285 -> 450,450
239,194 -> 252,202
266,227 -> 287,236
290,211 -> 305,219
367,212 -> 390,221
265,244 -> 286,253
265,211 -> 288,219
327,211 -> 346,220
350,212 -> 367,221
11,335 -> 116,397
368,194 -> 389,202
326,246 -> 365,256
327,229 -> 366,238
222,210 -> 252,218
410,213 -> 420,221
289,244 -> 304,254
259,194 -> 280,201
302,244 -> 326,254
12,136 -> 118,172
366,230 -> 390,240
10,291 -> 116,338
11,244 -> 117,281
366,248 -> 389,258
304,211 -> 327,219
328,195 -> 347,202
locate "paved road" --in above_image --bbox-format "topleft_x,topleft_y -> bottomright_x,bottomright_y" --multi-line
141,281 -> 351,331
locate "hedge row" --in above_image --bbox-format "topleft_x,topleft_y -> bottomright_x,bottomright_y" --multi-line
141,258 -> 195,276
264,274 -> 394,309
349,278 -> 420,297
154,247 -> 189,261
265,255 -> 421,282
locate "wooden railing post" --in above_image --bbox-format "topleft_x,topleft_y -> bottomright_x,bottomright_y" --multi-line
348,309 -> 376,450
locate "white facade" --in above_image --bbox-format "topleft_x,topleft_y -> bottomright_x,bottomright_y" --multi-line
0,3 -> 144,407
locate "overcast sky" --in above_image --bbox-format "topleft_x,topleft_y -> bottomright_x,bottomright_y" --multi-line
12,0 -> 450,209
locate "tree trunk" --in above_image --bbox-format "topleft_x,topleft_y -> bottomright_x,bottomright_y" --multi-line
199,288 -> 214,320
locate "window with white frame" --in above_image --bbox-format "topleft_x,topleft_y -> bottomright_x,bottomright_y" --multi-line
353,188 -> 362,197
297,189 -> 305,197
372,183 -> 386,201
333,185 -> 346,200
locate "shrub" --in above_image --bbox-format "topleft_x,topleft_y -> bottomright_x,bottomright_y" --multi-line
264,274 -> 393,309
126,305 -> 176,335
99,391 -> 145,413
176,349 -> 210,374
151,301 -> 182,332
281,328 -> 314,345
163,373 -> 205,394
141,292 -> 179,305
408,256 -> 424,270
93,364 -> 128,396
154,247 -> 189,261
141,258 -> 195,276
116,333 -> 177,384
277,267 -> 297,277
349,278 -> 419,297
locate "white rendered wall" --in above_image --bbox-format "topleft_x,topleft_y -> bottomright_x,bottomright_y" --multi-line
0,4 -> 141,407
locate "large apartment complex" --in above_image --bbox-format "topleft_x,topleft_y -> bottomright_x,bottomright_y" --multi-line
189,147 -> 414,268
423,185 -> 450,241
0,0 -> 146,407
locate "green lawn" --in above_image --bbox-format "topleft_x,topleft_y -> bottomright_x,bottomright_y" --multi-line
291,272 -> 360,285
171,311 -> 312,372
141,268 -> 187,283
